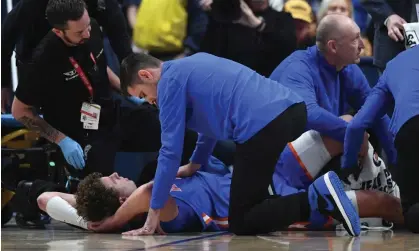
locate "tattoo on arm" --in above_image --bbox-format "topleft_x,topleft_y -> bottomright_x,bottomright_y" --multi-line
18,115 -> 61,143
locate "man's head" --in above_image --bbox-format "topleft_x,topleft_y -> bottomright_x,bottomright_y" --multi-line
284,0 -> 314,45
46,0 -> 91,46
317,0 -> 353,21
75,172 -> 137,222
316,14 -> 364,69
120,53 -> 162,105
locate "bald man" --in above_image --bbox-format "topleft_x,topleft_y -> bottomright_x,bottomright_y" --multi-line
270,14 -> 396,178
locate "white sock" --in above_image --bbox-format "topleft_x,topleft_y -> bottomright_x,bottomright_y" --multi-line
45,196 -> 88,230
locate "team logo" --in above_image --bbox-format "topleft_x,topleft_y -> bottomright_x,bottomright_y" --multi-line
170,184 -> 182,192
405,30 -> 419,48
63,69 -> 79,81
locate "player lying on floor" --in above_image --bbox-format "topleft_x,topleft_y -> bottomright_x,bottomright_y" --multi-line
37,135 -> 403,233
273,128 -> 402,230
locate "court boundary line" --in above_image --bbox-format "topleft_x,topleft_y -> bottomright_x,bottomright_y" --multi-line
130,232 -> 231,251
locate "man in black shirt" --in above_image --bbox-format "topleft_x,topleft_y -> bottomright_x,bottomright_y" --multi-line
11,0 -> 161,177
200,0 -> 297,77
1,0 -> 131,112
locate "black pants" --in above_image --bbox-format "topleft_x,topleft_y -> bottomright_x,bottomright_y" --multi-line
76,103 -> 162,177
229,103 -> 311,235
394,115 -> 419,214
74,103 -> 207,181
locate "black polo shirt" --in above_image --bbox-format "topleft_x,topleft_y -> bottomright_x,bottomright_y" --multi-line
15,20 -> 115,142
1,0 -> 131,88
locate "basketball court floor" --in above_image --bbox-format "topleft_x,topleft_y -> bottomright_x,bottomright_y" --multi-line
2,219 -> 419,250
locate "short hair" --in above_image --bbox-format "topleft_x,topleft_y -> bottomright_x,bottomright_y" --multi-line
75,173 -> 120,222
46,0 -> 87,30
120,53 -> 161,96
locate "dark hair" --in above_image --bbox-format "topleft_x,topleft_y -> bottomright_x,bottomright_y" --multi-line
75,173 -> 120,222
46,0 -> 87,30
120,53 -> 161,96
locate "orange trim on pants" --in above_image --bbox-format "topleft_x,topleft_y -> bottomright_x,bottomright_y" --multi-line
287,142 -> 313,181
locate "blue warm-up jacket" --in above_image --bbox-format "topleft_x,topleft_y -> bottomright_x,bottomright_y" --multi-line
343,46 -> 419,168
151,53 -> 303,209
270,45 -> 396,165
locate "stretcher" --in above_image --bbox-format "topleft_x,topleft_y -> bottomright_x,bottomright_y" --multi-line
1,114 -> 63,226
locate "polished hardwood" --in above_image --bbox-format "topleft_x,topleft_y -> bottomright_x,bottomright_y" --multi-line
1,220 -> 418,250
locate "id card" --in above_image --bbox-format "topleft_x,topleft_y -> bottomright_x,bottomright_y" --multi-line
81,102 -> 101,122
81,102 -> 100,130
83,121 -> 99,130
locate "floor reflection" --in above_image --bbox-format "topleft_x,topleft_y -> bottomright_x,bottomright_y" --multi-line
1,220 -> 417,251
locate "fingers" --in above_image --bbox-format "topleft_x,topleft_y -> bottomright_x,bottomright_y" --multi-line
394,28 -> 404,41
388,17 -> 406,42
156,224 -> 167,235
122,227 -> 154,236
388,28 -> 403,42
199,0 -> 212,11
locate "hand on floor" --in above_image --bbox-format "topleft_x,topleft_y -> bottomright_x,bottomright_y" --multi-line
122,208 -> 166,236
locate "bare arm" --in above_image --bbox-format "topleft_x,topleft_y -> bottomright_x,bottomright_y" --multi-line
93,182 -> 178,231
107,66 -> 121,91
355,190 -> 403,224
126,5 -> 138,30
11,97 -> 66,144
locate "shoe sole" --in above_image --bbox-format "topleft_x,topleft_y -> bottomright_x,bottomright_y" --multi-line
324,172 -> 360,236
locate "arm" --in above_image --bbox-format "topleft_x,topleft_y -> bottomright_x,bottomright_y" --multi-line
347,66 -> 397,165
278,63 -> 349,142
102,184 -> 151,230
36,192 -> 88,230
189,133 -> 217,166
177,133 -> 217,177
183,0 -> 209,54
342,78 -> 392,168
123,0 -> 142,29
126,5 -> 138,29
96,0 -> 133,62
98,182 -> 178,230
360,0 -> 394,25
11,97 -> 65,144
12,63 -> 85,168
107,66 -> 121,91
151,78 -> 187,210
1,0 -> 29,89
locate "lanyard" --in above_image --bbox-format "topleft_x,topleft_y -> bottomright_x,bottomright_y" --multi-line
68,52 -> 97,101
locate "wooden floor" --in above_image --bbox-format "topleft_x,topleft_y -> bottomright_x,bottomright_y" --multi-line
1,220 -> 419,250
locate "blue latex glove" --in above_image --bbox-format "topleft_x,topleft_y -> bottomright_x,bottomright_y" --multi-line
127,96 -> 145,105
58,137 -> 85,169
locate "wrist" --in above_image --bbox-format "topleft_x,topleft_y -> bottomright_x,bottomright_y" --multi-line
384,14 -> 395,27
250,16 -> 263,28
149,207 -> 161,216
56,135 -> 68,146
254,17 -> 266,31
